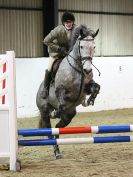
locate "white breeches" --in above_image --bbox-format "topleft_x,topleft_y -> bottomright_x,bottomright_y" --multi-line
48,56 -> 57,71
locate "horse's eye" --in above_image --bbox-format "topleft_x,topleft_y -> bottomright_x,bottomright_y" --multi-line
80,46 -> 83,49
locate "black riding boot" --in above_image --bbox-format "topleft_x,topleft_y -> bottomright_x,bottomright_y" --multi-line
42,69 -> 51,98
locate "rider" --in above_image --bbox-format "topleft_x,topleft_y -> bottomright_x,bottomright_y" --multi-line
42,11 -> 76,98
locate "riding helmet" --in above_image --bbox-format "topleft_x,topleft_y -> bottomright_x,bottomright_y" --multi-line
61,12 -> 75,24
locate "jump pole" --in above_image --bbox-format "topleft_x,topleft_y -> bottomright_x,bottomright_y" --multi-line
0,51 -> 18,171
18,125 -> 133,136
18,135 -> 133,146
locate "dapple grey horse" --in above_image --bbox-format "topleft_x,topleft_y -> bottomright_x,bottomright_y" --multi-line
36,26 -> 100,158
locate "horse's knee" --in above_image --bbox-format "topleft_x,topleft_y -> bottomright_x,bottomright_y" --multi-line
84,80 -> 100,95
55,119 -> 71,128
55,110 -> 76,128
69,110 -> 76,119
91,82 -> 100,94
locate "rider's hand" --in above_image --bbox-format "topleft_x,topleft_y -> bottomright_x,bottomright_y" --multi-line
58,47 -> 67,55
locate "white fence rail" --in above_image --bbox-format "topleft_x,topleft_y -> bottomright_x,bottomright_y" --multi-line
0,51 -> 17,171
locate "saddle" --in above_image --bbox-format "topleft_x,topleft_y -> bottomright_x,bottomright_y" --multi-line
50,59 -> 62,81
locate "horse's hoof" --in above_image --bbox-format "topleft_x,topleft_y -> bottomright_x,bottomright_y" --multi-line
56,154 -> 63,159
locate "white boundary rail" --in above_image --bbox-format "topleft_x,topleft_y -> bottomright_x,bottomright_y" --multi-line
0,51 -> 17,171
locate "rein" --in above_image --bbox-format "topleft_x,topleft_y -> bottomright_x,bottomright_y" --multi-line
66,54 -> 83,73
66,54 -> 85,103
91,63 -> 101,76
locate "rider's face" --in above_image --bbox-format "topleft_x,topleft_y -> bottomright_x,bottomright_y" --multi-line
64,20 -> 74,30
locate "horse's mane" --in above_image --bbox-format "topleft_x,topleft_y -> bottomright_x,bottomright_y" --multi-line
70,25 -> 96,50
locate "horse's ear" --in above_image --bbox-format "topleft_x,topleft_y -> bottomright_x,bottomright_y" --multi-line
93,29 -> 99,38
79,28 -> 86,39
80,25 -> 90,39
80,29 -> 84,37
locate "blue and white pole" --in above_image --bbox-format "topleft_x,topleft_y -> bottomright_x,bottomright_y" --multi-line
18,136 -> 133,146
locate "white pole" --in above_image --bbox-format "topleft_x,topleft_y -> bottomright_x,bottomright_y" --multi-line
6,51 -> 18,171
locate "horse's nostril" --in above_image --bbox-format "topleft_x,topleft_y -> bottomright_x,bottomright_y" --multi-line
84,69 -> 88,74
83,69 -> 87,73
84,69 -> 92,75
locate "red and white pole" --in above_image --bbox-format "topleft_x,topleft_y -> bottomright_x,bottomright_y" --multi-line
2,62 -> 6,104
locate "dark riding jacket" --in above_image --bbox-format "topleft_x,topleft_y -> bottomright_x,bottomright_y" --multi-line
43,24 -> 77,58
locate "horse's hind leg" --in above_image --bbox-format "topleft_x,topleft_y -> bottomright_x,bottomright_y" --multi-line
39,104 -> 59,158
39,103 -> 63,159
39,104 -> 51,128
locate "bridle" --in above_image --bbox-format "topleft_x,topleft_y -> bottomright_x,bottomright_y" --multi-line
67,38 -> 101,76
66,38 -> 94,74
78,38 -> 101,76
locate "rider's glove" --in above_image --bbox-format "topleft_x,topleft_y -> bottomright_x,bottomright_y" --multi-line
58,47 -> 67,55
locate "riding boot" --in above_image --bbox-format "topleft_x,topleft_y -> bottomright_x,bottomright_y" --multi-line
42,69 -> 51,98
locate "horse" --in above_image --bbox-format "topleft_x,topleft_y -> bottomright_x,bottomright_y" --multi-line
36,25 -> 100,158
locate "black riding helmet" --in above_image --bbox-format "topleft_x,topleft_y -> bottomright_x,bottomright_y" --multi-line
61,12 -> 75,24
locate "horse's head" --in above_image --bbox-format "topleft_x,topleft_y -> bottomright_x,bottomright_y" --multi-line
78,28 -> 99,74
70,25 -> 99,75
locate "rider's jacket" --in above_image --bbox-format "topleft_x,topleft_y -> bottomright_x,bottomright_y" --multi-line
43,24 -> 77,59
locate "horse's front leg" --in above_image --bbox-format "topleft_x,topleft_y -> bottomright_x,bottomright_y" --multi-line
47,134 -> 62,159
87,81 -> 100,105
53,135 -> 62,159
54,109 -> 76,159
82,80 -> 100,106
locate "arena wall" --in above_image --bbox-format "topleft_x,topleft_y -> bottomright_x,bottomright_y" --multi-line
16,57 -> 133,118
